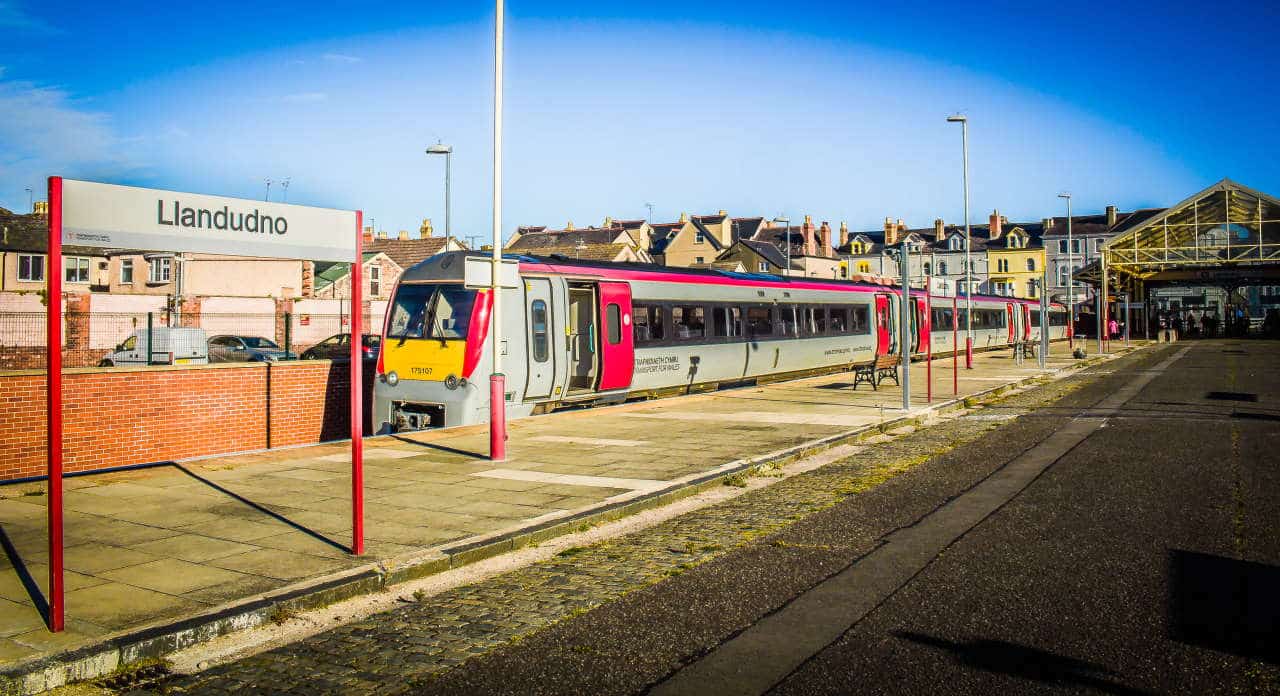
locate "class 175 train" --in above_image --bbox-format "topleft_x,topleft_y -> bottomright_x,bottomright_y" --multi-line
372,252 -> 1068,432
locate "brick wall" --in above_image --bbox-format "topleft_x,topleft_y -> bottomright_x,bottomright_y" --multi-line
0,360 -> 374,482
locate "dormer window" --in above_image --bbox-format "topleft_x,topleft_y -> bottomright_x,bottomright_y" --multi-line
1007,235 -> 1023,249
948,235 -> 962,251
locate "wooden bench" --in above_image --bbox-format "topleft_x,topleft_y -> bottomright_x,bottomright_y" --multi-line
853,354 -> 901,390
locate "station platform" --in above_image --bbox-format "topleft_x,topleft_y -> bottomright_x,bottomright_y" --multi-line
0,341 -> 1130,690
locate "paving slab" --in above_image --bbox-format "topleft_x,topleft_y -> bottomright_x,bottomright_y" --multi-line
0,342 -> 1109,684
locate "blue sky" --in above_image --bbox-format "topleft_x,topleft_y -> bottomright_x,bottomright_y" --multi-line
2,1 -> 1277,239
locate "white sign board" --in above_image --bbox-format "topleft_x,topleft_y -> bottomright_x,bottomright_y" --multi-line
464,256 -> 521,289
928,277 -> 954,297
60,179 -> 357,262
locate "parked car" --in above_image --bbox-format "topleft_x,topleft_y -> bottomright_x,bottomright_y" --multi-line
299,333 -> 382,361
208,335 -> 297,363
100,328 -> 209,367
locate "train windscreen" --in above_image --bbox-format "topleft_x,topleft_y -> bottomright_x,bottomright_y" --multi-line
387,284 -> 477,340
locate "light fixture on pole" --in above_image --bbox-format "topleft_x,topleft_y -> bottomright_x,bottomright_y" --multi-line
1058,192 -> 1073,349
645,202 -> 655,223
426,142 -> 453,250
488,0 -> 506,462
773,216 -> 790,276
946,114 -> 974,369
280,177 -> 291,203
264,178 -> 272,202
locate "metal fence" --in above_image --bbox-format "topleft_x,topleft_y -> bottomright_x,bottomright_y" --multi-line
0,311 -> 380,369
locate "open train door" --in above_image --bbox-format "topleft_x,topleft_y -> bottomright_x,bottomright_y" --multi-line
914,297 -> 930,353
596,281 -> 634,392
1021,304 -> 1032,343
874,294 -> 893,356
1006,302 -> 1016,344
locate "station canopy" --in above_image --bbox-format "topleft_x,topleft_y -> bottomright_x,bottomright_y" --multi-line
1076,179 -> 1280,292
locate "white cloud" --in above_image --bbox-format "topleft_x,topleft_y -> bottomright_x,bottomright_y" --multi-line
322,52 -> 362,64
0,1 -> 57,33
0,79 -> 146,204
282,92 -> 328,103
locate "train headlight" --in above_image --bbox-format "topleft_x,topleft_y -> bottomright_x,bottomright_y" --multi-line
385,371 -> 399,386
445,374 -> 459,390
458,377 -> 469,389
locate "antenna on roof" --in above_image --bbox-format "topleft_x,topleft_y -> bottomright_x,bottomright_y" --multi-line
644,202 -> 655,223
264,178 -> 272,202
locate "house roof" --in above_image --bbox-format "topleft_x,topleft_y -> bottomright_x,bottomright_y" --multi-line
730,217 -> 765,241
313,252 -> 387,292
534,243 -> 638,263
0,208 -> 107,256
734,239 -> 789,269
364,236 -> 453,268
507,227 -> 624,252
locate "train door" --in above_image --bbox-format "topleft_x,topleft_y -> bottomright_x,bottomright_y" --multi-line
523,278 -> 555,400
596,281 -> 634,392
567,285 -> 597,394
1006,303 -> 1016,344
914,297 -> 930,353
874,294 -> 893,356
1022,304 -> 1033,343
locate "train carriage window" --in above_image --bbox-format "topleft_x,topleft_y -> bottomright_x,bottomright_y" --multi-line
814,306 -> 829,335
531,300 -> 549,362
850,305 -> 870,335
778,306 -> 799,337
672,305 -> 706,340
931,307 -> 955,330
746,306 -> 773,337
830,307 -> 850,334
606,304 -> 622,344
712,306 -> 741,338
633,304 -> 666,344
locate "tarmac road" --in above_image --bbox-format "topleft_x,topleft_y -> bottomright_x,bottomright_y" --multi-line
415,340 -> 1280,696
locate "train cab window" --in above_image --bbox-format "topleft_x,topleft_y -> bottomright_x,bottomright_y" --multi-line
633,304 -> 666,344
606,304 -> 622,345
387,284 -> 476,340
746,306 -> 773,337
712,306 -> 741,338
672,305 -> 706,340
531,300 -> 550,362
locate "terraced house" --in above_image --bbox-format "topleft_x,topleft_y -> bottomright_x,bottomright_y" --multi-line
982,211 -> 1045,299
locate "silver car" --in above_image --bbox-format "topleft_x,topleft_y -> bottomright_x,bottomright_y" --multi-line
208,335 -> 297,363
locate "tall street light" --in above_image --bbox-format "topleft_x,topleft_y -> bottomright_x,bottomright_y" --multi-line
426,142 -> 453,250
1058,193 -> 1073,349
773,216 -> 790,276
946,114 -> 974,368
489,0 -> 506,461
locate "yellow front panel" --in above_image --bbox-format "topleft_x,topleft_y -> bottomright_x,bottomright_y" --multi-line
381,338 -> 466,381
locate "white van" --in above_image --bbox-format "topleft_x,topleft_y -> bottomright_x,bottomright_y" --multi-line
100,328 -> 210,367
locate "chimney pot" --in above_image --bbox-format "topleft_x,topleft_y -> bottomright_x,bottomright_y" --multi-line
420,218 -> 434,238
988,210 -> 1003,240
398,230 -> 409,240
718,209 -> 727,216
603,216 -> 613,227
934,218 -> 945,237
679,212 -> 689,223
33,201 -> 49,217
1106,205 -> 1118,227
819,221 -> 833,258
838,221 -> 849,250
884,216 -> 898,246
566,220 -> 575,231
362,226 -> 375,242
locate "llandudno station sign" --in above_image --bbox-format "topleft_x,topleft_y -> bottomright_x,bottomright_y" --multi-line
43,177 -> 365,632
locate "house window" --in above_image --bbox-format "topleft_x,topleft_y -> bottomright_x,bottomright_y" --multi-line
695,256 -> 705,264
695,232 -> 706,244
949,236 -> 963,251
857,262 -> 870,273
1058,240 -> 1068,253
839,265 -> 848,278
1057,265 -> 1070,286
996,259 -> 1009,273
120,258 -> 134,284
149,257 -> 172,283
64,256 -> 90,284
1026,258 -> 1036,271
1093,238 -> 1103,252
758,261 -> 769,272
1027,281 -> 1037,297
1071,239 -> 1082,254
923,262 -> 932,275
17,254 -> 44,282
1007,236 -> 1021,249
939,261 -> 948,275
370,266 -> 381,296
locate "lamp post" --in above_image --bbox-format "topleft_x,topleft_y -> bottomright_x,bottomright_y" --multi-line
489,0 -> 506,461
426,142 -> 453,250
1058,193 -> 1073,349
773,216 -> 790,276
25,187 -> 33,212
898,239 -> 911,411
946,114 -> 973,368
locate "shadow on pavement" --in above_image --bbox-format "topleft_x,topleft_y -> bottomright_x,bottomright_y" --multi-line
893,631 -> 1154,695
1168,549 -> 1280,664
174,465 -> 348,553
389,435 -> 486,460
0,525 -> 49,626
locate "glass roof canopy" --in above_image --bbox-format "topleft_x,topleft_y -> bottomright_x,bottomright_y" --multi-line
1076,179 -> 1280,290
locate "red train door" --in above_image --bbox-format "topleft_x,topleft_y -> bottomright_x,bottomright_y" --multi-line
1006,303 -> 1016,344
596,281 -> 634,391
875,294 -> 892,356
915,297 -> 930,354
1022,304 -> 1032,342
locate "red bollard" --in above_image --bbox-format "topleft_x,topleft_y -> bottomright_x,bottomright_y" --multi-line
490,374 -> 507,461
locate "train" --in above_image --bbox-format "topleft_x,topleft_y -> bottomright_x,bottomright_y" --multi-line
372,251 -> 1069,432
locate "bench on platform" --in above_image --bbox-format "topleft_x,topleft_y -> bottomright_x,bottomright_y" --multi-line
853,354 -> 901,390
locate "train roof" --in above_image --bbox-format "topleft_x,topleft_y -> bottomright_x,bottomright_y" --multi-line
399,251 -> 1065,307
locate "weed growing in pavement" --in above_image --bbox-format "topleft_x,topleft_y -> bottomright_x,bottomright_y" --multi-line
723,472 -> 750,487
557,546 -> 589,558
22,489 -> 44,496
413,589 -> 426,602
268,605 -> 297,626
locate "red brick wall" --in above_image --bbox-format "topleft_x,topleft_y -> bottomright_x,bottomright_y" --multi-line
0,361 -> 374,482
